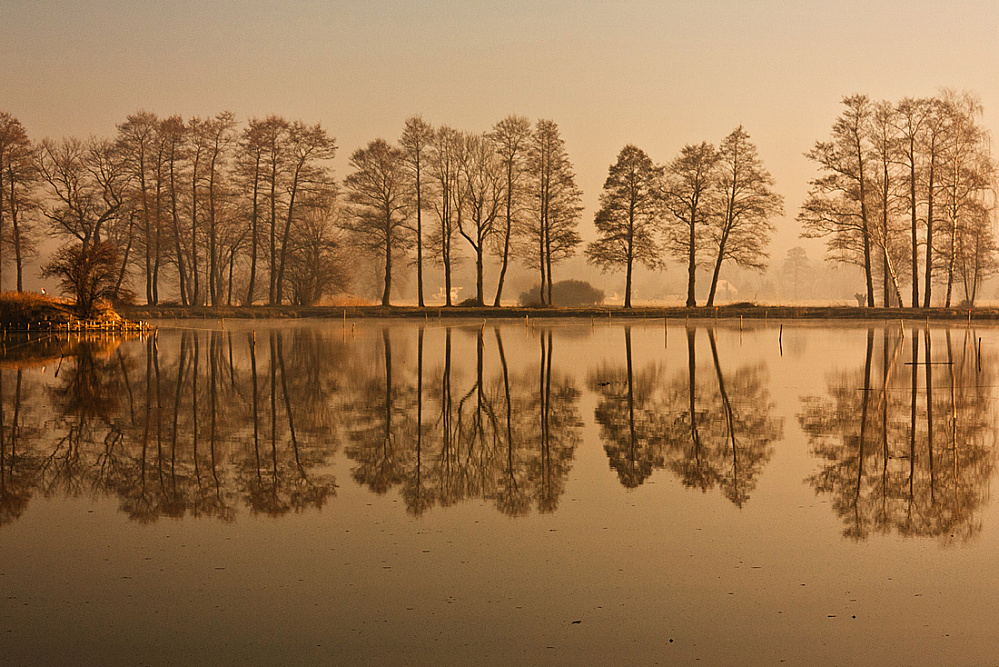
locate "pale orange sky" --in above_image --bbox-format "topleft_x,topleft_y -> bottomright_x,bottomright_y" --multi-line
3,0 -> 999,262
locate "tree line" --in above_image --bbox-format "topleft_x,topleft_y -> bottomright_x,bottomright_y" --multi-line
1,91 -> 995,309
0,111 -> 589,308
0,110 -> 783,309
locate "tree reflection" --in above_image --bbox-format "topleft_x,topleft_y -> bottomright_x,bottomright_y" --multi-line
0,369 -> 38,525
0,329 -> 340,524
588,326 -> 781,506
799,327 -> 996,542
342,325 -> 582,516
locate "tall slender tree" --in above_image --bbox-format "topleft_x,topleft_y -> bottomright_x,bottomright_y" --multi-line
273,121 -> 336,304
487,115 -> 532,306
117,111 -> 162,303
457,133 -> 504,305
939,90 -> 993,306
895,97 -> 928,307
400,115 -> 433,307
867,102 -> 904,306
799,95 -> 876,306
0,112 -> 37,291
428,126 -> 464,305
525,119 -> 582,306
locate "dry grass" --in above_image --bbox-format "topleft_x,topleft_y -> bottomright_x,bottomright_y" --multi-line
0,292 -> 123,328
326,293 -> 376,307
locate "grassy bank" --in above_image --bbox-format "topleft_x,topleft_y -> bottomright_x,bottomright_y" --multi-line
117,303 -> 999,321
0,292 -> 150,331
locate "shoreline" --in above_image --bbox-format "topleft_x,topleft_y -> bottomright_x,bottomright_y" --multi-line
117,304 -> 999,321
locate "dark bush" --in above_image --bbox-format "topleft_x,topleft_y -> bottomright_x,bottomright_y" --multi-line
519,280 -> 605,307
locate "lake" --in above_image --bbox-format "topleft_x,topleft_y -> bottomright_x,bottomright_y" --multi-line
1,318 -> 997,666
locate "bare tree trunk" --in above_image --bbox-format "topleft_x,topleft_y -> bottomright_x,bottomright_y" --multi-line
908,142 -> 919,307
382,205 -> 392,306
686,214 -> 697,307
923,155 -> 936,308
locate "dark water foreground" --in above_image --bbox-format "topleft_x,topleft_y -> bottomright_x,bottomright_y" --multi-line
1,318 -> 997,665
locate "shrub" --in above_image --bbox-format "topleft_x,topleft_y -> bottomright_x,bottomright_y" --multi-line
519,280 -> 605,307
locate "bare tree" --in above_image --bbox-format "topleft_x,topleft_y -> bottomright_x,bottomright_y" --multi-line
0,112 -> 38,291
42,241 -> 125,318
158,116 -> 190,304
487,115 -> 532,306
273,121 -> 336,304
781,247 -> 813,300
458,133 -> 504,305
938,91 -> 993,306
895,97 -> 929,307
524,119 -> 582,306
116,111 -> 162,303
36,137 -> 129,253
399,115 -> 433,307
196,112 -> 238,306
238,117 -> 282,305
342,139 -> 411,306
866,103 -> 904,306
585,144 -> 664,308
284,187 -> 351,305
799,95 -> 876,306
705,127 -> 782,306
428,126 -> 464,305
664,141 -> 718,307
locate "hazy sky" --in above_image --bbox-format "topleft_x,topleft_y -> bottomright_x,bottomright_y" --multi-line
3,0 -> 999,260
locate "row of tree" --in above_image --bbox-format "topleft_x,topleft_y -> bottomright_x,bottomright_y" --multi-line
0,110 -> 345,307
0,111 -> 784,309
341,115 -> 584,306
2,91 -> 996,309
800,91 -> 998,307
587,128 -> 783,307
0,110 -> 590,308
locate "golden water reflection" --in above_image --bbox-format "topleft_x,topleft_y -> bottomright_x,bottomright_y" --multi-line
799,327 -> 996,542
0,322 -> 996,540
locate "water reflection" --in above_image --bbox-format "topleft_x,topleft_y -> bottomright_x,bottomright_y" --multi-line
2,322 -> 998,540
799,327 -> 996,542
0,330 -> 339,526
588,326 -> 782,506
343,326 -> 582,516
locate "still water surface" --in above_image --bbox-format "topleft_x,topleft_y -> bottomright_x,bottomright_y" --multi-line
2,318 -> 999,665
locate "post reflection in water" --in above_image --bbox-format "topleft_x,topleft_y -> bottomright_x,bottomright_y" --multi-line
588,325 -> 782,506
799,326 -> 996,542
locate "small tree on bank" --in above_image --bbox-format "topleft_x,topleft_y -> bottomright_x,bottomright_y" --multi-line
43,241 -> 125,318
